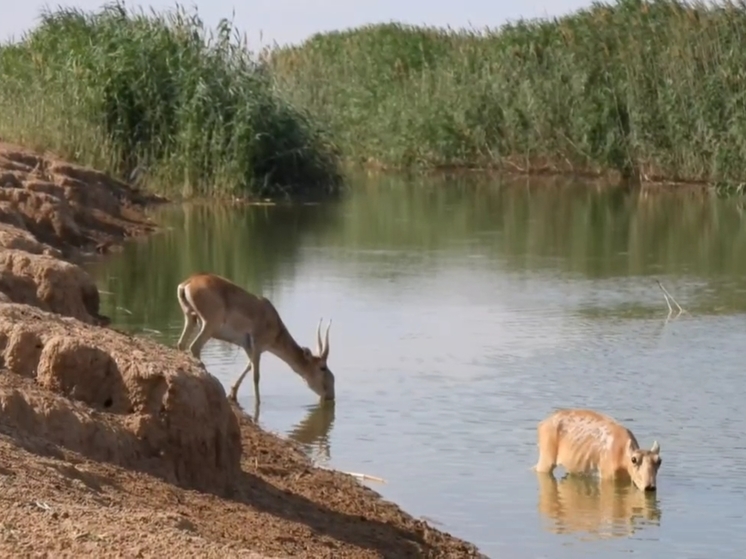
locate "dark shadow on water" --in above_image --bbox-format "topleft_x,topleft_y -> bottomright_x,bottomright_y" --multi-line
224,405 -> 455,558
234,468 -> 434,557
536,472 -> 662,541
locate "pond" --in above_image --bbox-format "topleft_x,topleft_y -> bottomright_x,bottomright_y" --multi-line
90,173 -> 746,559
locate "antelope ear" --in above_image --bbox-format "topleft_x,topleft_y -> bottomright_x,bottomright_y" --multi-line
626,439 -> 634,456
650,440 -> 660,455
315,318 -> 324,356
321,319 -> 332,361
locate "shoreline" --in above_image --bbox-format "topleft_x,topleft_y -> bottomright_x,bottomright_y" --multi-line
0,142 -> 486,558
129,161 -> 719,215
348,159 -> 717,194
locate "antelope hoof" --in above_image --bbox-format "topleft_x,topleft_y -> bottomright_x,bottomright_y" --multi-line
228,389 -> 238,402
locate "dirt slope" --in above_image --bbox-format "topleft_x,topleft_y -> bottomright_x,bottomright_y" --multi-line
0,143 -> 485,558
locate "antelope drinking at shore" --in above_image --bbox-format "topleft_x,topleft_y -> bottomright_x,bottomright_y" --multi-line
176,272 -> 335,403
532,409 -> 662,492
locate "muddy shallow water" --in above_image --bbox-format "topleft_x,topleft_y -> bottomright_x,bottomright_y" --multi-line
91,174 -> 746,558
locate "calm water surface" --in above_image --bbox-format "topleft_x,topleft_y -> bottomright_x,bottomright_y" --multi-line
90,174 -> 746,558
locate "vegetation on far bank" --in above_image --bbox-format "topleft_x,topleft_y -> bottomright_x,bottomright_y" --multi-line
3,0 -> 745,196
270,0 -> 746,187
0,2 -> 342,199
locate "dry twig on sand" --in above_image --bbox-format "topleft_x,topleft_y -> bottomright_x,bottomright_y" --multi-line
340,471 -> 387,484
317,466 -> 387,484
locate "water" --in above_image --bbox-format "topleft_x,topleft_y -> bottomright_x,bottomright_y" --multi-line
90,174 -> 746,558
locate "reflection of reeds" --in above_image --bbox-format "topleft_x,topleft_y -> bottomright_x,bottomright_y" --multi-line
536,474 -> 662,541
88,200 -> 340,339
326,174 -> 746,283
90,173 -> 746,335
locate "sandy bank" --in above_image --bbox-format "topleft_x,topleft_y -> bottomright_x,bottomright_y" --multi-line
0,143 -> 485,558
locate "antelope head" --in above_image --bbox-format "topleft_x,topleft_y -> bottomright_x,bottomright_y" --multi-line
300,318 -> 335,401
626,439 -> 662,492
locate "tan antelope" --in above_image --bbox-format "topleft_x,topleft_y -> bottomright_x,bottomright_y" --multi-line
532,409 -> 661,492
175,272 -> 335,403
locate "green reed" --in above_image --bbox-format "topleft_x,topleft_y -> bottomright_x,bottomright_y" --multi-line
0,2 -> 342,199
270,0 -> 746,184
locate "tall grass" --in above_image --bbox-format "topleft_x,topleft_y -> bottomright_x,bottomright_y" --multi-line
0,2 -> 343,199
270,0 -> 746,184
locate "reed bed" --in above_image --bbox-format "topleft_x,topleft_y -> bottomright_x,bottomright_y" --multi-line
270,0 -> 746,186
0,2 -> 342,199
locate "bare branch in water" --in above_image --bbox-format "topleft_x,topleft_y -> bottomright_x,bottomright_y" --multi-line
655,279 -> 686,319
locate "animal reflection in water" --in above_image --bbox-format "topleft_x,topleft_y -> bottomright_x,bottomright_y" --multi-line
536,474 -> 661,541
287,401 -> 336,463
253,400 -> 337,464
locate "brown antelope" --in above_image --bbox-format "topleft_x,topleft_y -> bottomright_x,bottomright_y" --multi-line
532,409 -> 661,492
175,272 -> 335,403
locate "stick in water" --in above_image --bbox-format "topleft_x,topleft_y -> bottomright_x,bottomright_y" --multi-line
655,279 -> 686,318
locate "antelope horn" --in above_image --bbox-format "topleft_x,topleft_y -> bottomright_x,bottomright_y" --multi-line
321,319 -> 332,360
316,318 -> 324,356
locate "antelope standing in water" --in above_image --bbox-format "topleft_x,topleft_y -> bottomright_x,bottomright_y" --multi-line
532,409 -> 662,492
